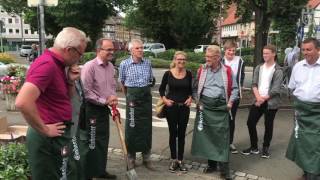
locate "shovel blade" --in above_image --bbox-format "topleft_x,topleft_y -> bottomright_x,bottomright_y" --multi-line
125,169 -> 138,180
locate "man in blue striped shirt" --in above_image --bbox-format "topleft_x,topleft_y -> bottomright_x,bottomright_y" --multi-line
119,39 -> 155,171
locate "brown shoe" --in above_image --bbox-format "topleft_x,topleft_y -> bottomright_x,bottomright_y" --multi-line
143,161 -> 156,171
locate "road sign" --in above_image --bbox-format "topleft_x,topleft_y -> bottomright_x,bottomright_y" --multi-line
28,0 -> 58,7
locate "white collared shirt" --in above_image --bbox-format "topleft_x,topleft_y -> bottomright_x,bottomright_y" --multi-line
288,58 -> 320,102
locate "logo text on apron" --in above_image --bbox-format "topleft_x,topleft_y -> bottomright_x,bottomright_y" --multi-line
60,146 -> 69,180
72,136 -> 80,160
294,110 -> 300,138
89,118 -> 96,149
129,101 -> 135,127
197,104 -> 204,131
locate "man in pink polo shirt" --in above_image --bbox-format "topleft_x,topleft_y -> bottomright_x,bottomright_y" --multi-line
15,27 -> 87,180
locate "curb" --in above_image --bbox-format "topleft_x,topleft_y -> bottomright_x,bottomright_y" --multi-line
108,147 -> 272,180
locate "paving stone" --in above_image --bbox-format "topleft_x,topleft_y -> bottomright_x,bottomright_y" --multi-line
150,154 -> 161,161
185,164 -> 193,169
113,148 -> 122,153
198,167 -> 205,172
235,176 -> 248,180
159,155 -> 170,160
191,161 -> 200,167
235,171 -> 246,177
108,147 -> 113,153
200,163 -> 207,168
247,174 -> 258,179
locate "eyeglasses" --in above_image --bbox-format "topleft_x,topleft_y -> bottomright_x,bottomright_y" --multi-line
100,48 -> 114,52
70,47 -> 83,58
176,58 -> 186,61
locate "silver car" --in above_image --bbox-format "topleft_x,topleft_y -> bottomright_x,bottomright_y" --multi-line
20,45 -> 32,57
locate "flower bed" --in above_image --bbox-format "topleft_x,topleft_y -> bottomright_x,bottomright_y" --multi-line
0,65 -> 27,111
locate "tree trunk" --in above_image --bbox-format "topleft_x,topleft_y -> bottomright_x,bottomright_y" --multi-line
253,8 -> 271,67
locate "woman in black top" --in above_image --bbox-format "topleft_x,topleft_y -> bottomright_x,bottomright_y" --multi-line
159,51 -> 192,173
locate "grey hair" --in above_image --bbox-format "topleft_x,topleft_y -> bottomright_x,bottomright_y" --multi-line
206,45 -> 221,54
95,38 -> 113,49
128,39 -> 143,51
54,27 -> 88,49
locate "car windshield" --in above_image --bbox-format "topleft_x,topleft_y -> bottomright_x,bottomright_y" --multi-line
22,46 -> 32,49
143,45 -> 151,50
196,45 -> 201,49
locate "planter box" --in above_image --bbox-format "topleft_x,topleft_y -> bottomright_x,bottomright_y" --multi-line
0,116 -> 28,144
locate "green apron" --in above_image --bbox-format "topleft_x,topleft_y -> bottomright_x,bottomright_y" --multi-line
79,102 -> 110,178
286,98 -> 320,174
69,81 -> 85,180
125,86 -> 152,153
191,95 -> 230,162
26,123 -> 77,180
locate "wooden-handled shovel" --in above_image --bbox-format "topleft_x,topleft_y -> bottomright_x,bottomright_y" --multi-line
111,105 -> 138,180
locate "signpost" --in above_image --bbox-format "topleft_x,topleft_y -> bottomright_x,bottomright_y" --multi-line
27,0 -> 58,54
0,20 -> 4,52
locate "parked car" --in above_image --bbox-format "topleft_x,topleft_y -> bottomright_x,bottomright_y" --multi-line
143,43 -> 166,54
19,45 -> 32,57
0,62 -> 8,76
194,45 -> 209,53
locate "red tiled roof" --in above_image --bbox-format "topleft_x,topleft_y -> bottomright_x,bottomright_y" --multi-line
307,0 -> 320,9
222,3 -> 238,26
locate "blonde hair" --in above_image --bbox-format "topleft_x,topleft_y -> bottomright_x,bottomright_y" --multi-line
170,51 -> 187,69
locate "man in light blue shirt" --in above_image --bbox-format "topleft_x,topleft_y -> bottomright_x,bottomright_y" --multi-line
286,38 -> 320,180
119,39 -> 155,171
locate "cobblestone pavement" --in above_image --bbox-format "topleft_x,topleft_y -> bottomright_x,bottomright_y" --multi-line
103,147 -> 272,180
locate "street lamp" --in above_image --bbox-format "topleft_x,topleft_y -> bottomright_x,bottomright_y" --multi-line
0,20 -> 4,52
20,14 -> 24,44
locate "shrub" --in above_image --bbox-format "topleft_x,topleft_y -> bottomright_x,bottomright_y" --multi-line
0,53 -> 15,64
242,55 -> 254,66
186,52 -> 205,63
237,47 -> 254,56
114,51 -> 129,59
157,49 -> 175,60
144,51 -> 155,58
80,52 -> 96,64
0,143 -> 30,179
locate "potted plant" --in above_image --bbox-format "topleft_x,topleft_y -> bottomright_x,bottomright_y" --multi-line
0,142 -> 31,179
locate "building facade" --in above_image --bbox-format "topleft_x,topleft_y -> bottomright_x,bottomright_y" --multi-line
0,6 -> 40,49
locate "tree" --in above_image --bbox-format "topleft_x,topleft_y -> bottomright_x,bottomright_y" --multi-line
0,0 -> 131,50
231,0 -> 308,66
124,0 -> 225,49
272,0 -> 308,49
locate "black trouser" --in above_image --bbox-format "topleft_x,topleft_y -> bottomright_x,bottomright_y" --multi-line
166,103 -> 190,160
247,102 -> 278,148
229,99 -> 240,144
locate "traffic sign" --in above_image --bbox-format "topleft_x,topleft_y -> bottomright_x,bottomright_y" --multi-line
28,0 -> 58,7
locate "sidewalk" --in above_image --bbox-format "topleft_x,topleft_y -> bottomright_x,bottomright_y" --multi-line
105,147 -> 271,180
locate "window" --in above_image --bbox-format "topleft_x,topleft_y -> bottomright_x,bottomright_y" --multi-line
25,29 -> 28,34
2,28 -> 5,33
8,18 -> 12,24
9,29 -> 13,34
15,18 -> 19,24
16,29 -> 19,34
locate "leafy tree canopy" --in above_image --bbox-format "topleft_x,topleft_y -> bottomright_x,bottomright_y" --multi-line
230,0 -> 308,66
124,0 -> 229,49
0,0 -> 132,50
